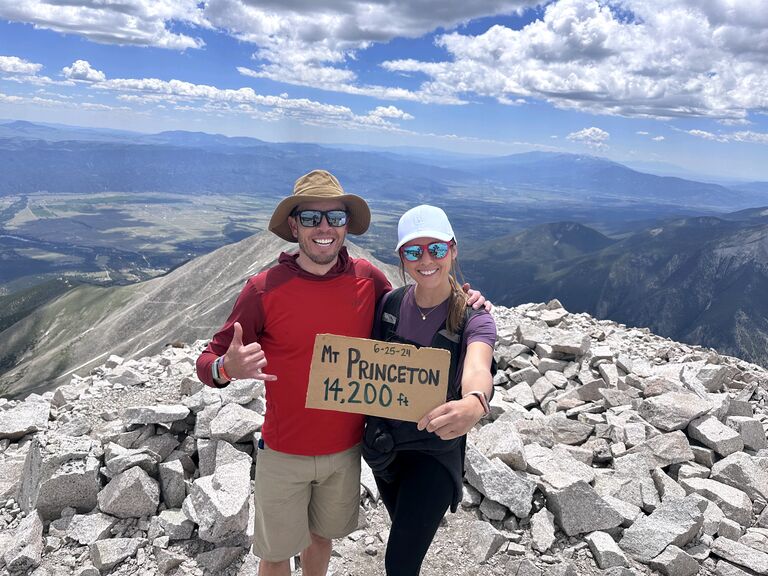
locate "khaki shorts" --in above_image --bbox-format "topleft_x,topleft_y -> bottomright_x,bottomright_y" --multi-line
252,442 -> 361,562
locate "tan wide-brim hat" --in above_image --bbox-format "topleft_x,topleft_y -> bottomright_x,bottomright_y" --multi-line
268,169 -> 371,242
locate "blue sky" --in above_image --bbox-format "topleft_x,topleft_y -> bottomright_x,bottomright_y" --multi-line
1,0 -> 767,180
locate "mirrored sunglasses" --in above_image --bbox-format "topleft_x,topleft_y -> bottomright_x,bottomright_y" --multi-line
293,209 -> 348,228
400,241 -> 452,262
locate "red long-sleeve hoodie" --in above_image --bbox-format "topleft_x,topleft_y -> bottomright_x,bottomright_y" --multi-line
196,247 -> 391,455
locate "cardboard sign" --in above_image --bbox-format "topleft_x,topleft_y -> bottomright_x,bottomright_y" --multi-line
305,334 -> 450,422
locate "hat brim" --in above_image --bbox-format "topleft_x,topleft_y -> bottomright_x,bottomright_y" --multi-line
268,193 -> 371,242
395,230 -> 454,252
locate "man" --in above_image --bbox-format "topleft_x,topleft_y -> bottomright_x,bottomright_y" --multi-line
196,170 -> 486,576
197,169 -> 391,576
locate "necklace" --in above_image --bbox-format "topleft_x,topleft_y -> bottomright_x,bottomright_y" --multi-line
416,303 -> 439,321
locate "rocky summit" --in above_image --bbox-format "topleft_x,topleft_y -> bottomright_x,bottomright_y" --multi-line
1,300 -> 768,576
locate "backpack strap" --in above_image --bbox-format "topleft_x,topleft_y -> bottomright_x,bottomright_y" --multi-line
376,285 -> 408,342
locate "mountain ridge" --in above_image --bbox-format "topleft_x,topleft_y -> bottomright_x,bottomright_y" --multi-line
0,233 -> 401,399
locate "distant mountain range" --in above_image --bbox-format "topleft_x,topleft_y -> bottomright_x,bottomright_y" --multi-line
1,120 -> 766,214
462,207 -> 768,367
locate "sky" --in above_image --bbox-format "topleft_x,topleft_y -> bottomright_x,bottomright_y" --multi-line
1,0 -> 768,181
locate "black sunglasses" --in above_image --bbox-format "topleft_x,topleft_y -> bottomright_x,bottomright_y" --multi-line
292,209 -> 349,228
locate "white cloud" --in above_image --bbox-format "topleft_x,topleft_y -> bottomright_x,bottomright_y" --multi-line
636,131 -> 649,135
94,75 -> 417,132
652,135 -> 665,141
62,60 -> 106,83
368,106 -> 414,120
0,55 -> 43,75
4,0 -> 768,123
377,0 -> 768,118
0,92 -> 24,103
567,126 -> 609,149
687,129 -> 725,142
0,0 -> 205,49
727,131 -> 768,145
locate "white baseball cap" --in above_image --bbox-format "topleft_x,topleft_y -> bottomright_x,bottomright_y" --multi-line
396,205 -> 456,252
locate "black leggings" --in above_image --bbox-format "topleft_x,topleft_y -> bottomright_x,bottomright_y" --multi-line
375,451 -> 454,576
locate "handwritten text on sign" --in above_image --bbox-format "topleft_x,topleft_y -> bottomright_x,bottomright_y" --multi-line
306,334 -> 450,422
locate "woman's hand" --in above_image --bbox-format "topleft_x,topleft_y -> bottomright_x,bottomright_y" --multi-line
416,396 -> 485,440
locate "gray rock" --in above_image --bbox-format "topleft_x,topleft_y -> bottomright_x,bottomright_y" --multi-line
157,509 -> 195,540
727,416 -> 767,451
197,546 -> 244,572
525,443 -> 594,487
544,479 -> 623,536
66,512 -> 118,545
474,419 -> 527,470
680,477 -> 752,527
479,497 -> 507,520
506,382 -> 538,407
103,443 -> 160,477
467,520 -> 505,563
108,367 -> 146,386
97,466 -> 160,518
619,496 -> 704,562
546,413 -> 593,445
464,444 -> 536,519
52,383 -> 86,408
158,459 -> 187,509
135,432 -> 180,461
594,464 -> 659,513
19,435 -> 102,520
0,447 -> 27,501
194,402 -> 222,439
711,537 -> 768,574
183,453 -> 251,543
697,364 -> 733,392
155,548 -> 186,574
3,510 -> 44,572
637,391 -> 712,431
648,545 -> 700,576
625,430 -> 694,469
122,404 -> 189,426
90,538 -> 146,571
505,558 -> 542,576
0,400 -> 50,440
651,468 -> 687,501
210,403 -> 263,443
688,416 -> 744,457
740,528 -> 768,553
531,508 -> 556,553
711,451 -> 768,502
585,531 -> 628,569
719,518 -> 744,541
549,330 -> 590,356
514,418 -> 556,448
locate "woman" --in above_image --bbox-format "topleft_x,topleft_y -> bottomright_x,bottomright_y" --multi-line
362,204 -> 497,576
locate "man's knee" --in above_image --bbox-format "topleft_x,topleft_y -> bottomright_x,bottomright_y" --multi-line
309,532 -> 331,547
257,558 -> 290,576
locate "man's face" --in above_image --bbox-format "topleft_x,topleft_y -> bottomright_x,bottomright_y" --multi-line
288,199 -> 349,269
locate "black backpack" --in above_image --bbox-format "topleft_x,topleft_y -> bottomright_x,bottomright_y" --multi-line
375,286 -> 496,402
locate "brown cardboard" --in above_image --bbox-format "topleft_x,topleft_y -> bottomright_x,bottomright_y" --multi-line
305,334 -> 451,422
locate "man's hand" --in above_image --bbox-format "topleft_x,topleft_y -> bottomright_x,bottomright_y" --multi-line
416,396 -> 485,440
222,322 -> 277,381
463,283 -> 493,312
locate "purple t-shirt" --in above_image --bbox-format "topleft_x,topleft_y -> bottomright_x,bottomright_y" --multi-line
394,285 -> 497,392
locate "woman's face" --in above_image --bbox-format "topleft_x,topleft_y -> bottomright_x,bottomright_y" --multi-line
399,236 -> 456,289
